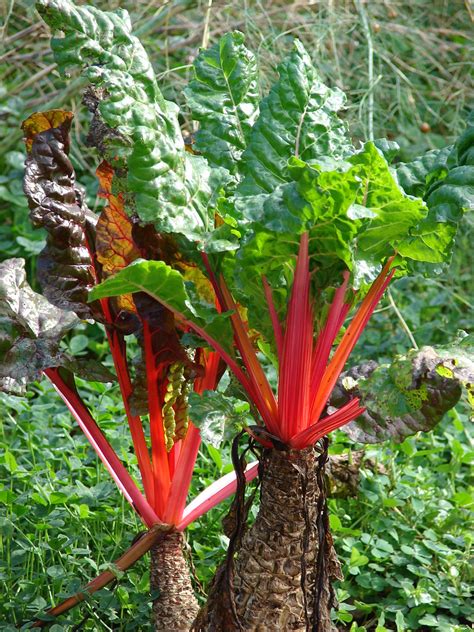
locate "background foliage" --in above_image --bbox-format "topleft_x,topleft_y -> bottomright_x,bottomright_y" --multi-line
0,1 -> 472,630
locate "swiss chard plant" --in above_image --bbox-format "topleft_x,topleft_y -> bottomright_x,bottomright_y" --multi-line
4,103 -> 259,630
2,0 -> 472,629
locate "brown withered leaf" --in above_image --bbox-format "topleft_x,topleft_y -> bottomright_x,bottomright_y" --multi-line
0,258 -> 114,394
22,110 -> 97,319
331,348 -> 466,444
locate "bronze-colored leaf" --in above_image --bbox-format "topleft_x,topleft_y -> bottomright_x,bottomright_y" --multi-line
22,109 -> 97,319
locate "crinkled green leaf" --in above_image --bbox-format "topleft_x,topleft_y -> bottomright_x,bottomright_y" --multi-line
185,31 -> 259,175
332,343 -> 472,444
88,259 -> 233,353
395,146 -> 452,198
38,0 -> 230,246
237,39 -> 352,198
348,142 -> 429,262
232,159 -> 361,335
188,390 -> 251,447
395,114 -> 474,265
373,138 -> 400,164
424,114 -> 474,223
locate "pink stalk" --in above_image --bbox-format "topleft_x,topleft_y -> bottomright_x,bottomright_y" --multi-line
162,424 -> 201,525
218,276 -> 279,433
310,272 -> 350,404
107,330 -> 155,504
289,399 -> 364,450
278,233 -> 313,439
310,259 -> 395,423
142,321 -> 170,517
177,461 -> 260,530
164,350 -> 222,525
99,299 -> 154,504
44,368 -> 160,528
154,295 -> 259,420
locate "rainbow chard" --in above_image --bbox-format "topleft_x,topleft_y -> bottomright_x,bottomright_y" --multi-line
14,1 -> 473,629
7,109 -> 261,629
89,236 -> 396,631
89,228 -> 471,632
89,32 -> 472,630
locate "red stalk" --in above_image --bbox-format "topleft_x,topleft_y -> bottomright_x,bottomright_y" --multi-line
218,277 -> 279,431
142,321 -> 171,517
44,368 -> 160,527
278,233 -> 313,439
108,329 -> 154,504
168,442 -> 180,480
163,424 -> 201,525
164,350 -> 222,525
202,252 -> 278,431
309,272 -> 350,409
149,294 -> 259,423
99,298 -> 154,504
200,251 -> 227,313
194,350 -> 221,395
289,398 -> 364,449
310,258 -> 395,423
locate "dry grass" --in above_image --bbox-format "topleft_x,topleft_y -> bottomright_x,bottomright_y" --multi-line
1,1 -> 472,162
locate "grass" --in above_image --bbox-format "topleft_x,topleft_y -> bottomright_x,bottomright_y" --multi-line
0,0 -> 473,629
1,377 -> 472,630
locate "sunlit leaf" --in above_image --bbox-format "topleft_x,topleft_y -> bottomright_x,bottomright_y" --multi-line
237,39 -> 352,197
185,31 -> 259,175
38,0 -> 231,247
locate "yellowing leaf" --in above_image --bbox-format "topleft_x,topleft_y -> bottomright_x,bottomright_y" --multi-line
22,109 -> 74,152
95,162 -> 141,313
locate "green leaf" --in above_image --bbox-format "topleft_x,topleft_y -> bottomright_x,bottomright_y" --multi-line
38,0 -> 230,245
451,491 -> 473,508
350,547 -> 369,567
188,390 -> 251,447
237,39 -> 352,197
329,514 -> 343,531
185,31 -> 259,174
88,259 -> 233,352
2,449 -> 18,474
348,142 -> 430,262
395,146 -> 452,198
395,113 -> 474,265
69,335 -> 89,355
232,160 -> 360,336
